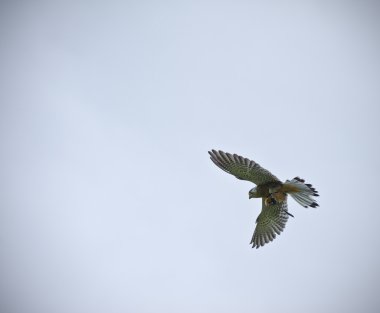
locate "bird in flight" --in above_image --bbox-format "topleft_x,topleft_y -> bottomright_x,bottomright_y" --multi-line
208,150 -> 319,248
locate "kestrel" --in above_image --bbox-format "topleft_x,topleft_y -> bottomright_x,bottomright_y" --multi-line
208,150 -> 319,248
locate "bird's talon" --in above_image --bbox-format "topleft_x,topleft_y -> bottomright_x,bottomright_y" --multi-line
265,196 -> 277,206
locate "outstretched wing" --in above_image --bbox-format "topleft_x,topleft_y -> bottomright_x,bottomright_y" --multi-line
208,150 -> 280,185
250,198 -> 290,248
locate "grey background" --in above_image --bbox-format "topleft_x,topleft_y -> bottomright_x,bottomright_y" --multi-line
1,1 -> 380,312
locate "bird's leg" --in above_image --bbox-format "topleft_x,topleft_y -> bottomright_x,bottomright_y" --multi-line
264,195 -> 277,206
265,185 -> 282,206
265,192 -> 286,206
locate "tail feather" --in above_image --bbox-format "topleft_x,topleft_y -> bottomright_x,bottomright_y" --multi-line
284,177 -> 319,208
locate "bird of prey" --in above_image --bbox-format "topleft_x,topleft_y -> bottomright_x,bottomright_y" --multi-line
208,150 -> 319,248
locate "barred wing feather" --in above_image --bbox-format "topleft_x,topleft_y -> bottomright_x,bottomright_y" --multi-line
250,198 -> 290,248
208,150 -> 280,185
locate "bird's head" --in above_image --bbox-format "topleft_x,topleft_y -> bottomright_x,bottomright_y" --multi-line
249,187 -> 259,199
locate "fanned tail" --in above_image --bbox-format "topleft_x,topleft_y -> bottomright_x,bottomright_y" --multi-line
283,177 -> 319,208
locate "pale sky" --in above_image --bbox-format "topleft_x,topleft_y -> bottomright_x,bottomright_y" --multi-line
1,1 -> 380,313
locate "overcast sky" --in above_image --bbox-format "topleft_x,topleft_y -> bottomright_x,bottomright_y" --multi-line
1,1 -> 380,313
